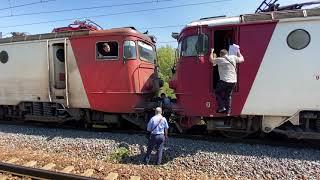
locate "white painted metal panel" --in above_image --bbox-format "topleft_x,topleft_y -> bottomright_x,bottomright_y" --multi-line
0,39 -> 90,108
0,41 -> 49,105
67,40 -> 90,108
242,19 -> 320,116
187,17 -> 240,27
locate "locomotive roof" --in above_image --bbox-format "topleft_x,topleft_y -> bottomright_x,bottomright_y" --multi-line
0,27 -> 152,44
187,8 -> 320,27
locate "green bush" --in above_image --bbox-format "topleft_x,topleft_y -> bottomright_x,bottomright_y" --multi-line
109,147 -> 129,163
157,46 -> 176,98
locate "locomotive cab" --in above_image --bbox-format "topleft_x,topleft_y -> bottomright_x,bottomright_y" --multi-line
69,28 -> 159,114
170,23 -> 242,118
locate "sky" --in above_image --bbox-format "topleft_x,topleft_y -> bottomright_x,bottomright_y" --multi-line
0,0 -> 318,47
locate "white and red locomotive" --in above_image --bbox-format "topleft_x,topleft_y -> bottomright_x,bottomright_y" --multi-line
170,8 -> 320,139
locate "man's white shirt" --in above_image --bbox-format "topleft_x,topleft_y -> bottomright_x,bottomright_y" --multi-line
213,55 -> 244,83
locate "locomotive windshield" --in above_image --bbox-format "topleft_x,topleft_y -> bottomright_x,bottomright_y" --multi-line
123,41 -> 137,59
179,34 -> 208,57
138,41 -> 155,63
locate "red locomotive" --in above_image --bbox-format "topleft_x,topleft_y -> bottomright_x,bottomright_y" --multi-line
0,20 -> 160,128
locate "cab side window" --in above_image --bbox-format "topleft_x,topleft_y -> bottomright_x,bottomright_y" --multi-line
96,41 -> 118,60
138,41 -> 155,63
123,41 -> 137,59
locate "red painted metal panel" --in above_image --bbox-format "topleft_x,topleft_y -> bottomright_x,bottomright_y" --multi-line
69,34 -> 156,113
234,22 -> 277,114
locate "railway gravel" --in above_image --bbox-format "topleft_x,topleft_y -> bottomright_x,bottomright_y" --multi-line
0,124 -> 319,179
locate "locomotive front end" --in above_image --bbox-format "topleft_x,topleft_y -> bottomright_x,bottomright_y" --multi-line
69,28 -> 159,114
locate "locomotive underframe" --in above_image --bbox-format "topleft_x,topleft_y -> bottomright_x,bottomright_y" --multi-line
0,101 -> 157,130
203,111 -> 320,139
0,101 -> 320,139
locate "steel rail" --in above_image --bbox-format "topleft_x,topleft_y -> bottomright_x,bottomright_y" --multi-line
0,162 -> 96,180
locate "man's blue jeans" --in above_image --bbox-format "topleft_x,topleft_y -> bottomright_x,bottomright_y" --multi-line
144,134 -> 165,165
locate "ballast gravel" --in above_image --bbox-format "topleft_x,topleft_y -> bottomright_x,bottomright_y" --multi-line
0,124 -> 319,179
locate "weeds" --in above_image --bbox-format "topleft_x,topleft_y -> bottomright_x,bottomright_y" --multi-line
109,147 -> 129,163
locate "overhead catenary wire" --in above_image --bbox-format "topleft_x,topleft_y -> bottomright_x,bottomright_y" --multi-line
0,0 -> 56,11
0,0 -> 178,18
0,0 -> 231,28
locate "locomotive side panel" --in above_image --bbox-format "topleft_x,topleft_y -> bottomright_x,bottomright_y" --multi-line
66,39 -> 90,108
242,18 -> 320,116
0,41 -> 49,105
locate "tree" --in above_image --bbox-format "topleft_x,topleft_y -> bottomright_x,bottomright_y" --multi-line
156,45 -> 176,98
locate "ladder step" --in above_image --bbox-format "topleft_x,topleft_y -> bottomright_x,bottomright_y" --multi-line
215,126 -> 232,129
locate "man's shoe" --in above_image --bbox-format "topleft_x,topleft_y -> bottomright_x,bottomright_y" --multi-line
226,110 -> 231,116
216,108 -> 227,113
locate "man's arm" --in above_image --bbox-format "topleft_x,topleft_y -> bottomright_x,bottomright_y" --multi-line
164,128 -> 168,140
164,118 -> 169,140
147,119 -> 152,132
209,48 -> 217,66
236,51 -> 244,63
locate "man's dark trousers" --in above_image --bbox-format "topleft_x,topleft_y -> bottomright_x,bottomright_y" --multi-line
215,80 -> 236,113
144,134 -> 165,165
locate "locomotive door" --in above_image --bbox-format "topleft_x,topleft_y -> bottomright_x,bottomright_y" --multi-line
212,27 -> 239,92
47,39 -> 69,107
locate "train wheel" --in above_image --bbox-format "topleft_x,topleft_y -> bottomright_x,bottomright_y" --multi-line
220,130 -> 252,139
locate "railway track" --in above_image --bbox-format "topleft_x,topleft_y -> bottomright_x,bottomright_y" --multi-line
0,120 -> 318,179
0,159 -> 141,180
0,161 -> 94,180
